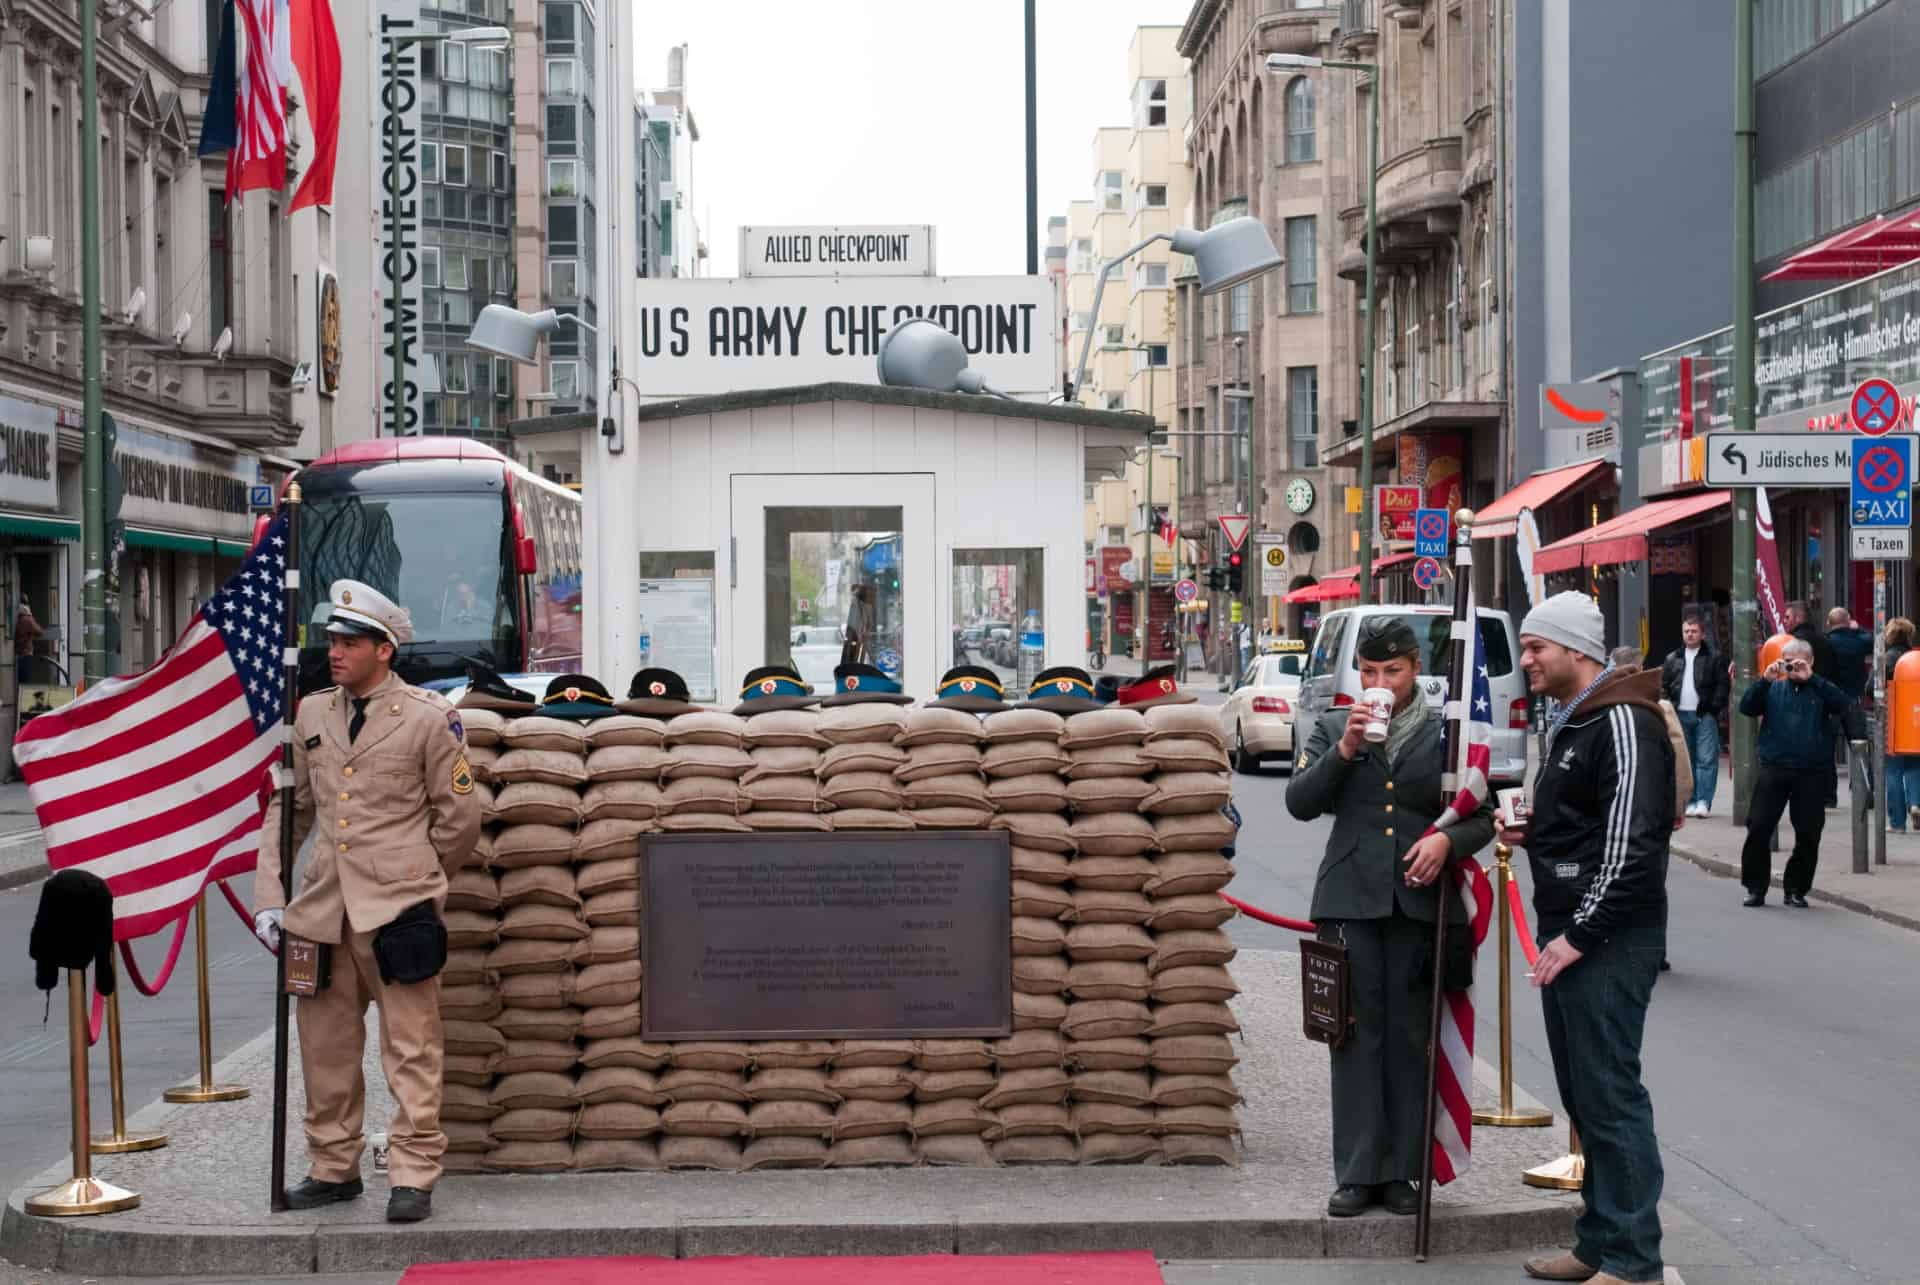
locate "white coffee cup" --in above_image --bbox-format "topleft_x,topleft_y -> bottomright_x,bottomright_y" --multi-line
1496,786 -> 1530,827
1361,687 -> 1394,743
371,1131 -> 390,1173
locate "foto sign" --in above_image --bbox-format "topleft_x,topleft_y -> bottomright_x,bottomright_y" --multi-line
1852,527 -> 1912,560
1704,432 -> 1852,486
631,276 -> 1056,397
1851,436 -> 1912,528
740,225 -> 936,278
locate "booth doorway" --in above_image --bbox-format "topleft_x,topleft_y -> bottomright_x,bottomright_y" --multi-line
730,474 -> 936,697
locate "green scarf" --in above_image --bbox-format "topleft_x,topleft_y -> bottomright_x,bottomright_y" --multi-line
1385,696 -> 1428,763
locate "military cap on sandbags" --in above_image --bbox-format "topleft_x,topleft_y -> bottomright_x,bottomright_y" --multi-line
457,658 -> 538,713
538,673 -> 618,721
617,667 -> 700,717
1116,664 -> 1194,709
819,661 -> 913,708
1016,665 -> 1101,713
928,665 -> 1005,713
731,664 -> 820,715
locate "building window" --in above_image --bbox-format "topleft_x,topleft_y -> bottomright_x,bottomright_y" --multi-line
547,58 -> 576,96
1476,238 -> 1493,390
443,353 -> 469,393
1380,284 -> 1397,420
548,159 -> 578,196
1100,170 -> 1124,212
1288,367 -> 1319,470
1137,183 -> 1168,211
208,189 -> 232,340
1105,392 -> 1126,411
443,253 -> 469,290
550,204 -> 579,255
494,356 -> 513,398
1134,77 -> 1168,128
420,245 -> 441,288
1145,344 -> 1169,367
547,104 -> 577,156
491,150 -> 508,190
420,142 -> 439,183
470,256 -> 491,295
550,259 -> 579,300
544,1 -> 575,48
442,40 -> 467,82
1071,237 -> 1094,274
1822,118 -> 1889,239
1285,216 -> 1317,313
443,143 -> 467,187
1406,278 -> 1425,408
1102,323 -> 1126,348
1228,282 -> 1250,333
1447,254 -> 1465,391
1138,261 -> 1168,288
1285,76 -> 1316,164
1757,0 -> 1888,78
551,360 -> 579,400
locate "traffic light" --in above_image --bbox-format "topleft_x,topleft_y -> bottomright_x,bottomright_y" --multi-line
1225,550 -> 1244,593
1204,567 -> 1224,592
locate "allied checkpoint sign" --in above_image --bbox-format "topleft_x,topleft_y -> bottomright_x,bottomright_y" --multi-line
740,224 -> 937,278
631,276 -> 1057,398
642,831 -> 1012,1040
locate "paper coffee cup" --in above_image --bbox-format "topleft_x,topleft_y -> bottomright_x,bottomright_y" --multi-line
1496,787 -> 1529,826
1361,687 -> 1394,743
372,1132 -> 390,1173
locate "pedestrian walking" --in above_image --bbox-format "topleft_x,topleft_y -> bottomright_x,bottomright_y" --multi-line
1285,616 -> 1493,1219
1825,607 -> 1873,803
1885,617 -> 1920,834
1660,613 -> 1728,818
252,580 -> 481,1223
13,595 -> 43,687
1507,591 -> 1673,1285
1737,639 -> 1852,908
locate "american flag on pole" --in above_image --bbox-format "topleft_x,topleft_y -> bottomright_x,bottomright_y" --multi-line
226,0 -> 291,200
1422,577 -> 1497,1185
14,515 -> 290,942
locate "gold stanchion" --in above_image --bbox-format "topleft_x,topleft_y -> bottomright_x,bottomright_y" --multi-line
162,891 -> 249,1104
92,956 -> 167,1154
1523,1123 -> 1585,1191
1472,843 -> 1554,1128
25,969 -> 141,1216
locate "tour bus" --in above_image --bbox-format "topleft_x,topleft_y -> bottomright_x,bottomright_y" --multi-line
287,438 -> 583,694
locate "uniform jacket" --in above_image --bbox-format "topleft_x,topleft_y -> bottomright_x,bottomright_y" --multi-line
1284,707 -> 1495,923
253,671 -> 481,944
1739,672 -> 1852,770
1528,667 -> 1672,954
1659,644 -> 1727,716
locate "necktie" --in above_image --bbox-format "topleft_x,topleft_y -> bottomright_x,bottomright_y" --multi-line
348,697 -> 369,744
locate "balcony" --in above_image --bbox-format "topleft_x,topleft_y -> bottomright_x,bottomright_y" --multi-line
1338,0 -> 1378,54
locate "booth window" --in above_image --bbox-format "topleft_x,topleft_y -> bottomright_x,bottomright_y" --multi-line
952,548 -> 1044,691
638,551 -> 717,702
764,507 -> 905,694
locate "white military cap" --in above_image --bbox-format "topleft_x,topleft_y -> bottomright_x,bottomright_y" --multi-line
325,580 -> 414,646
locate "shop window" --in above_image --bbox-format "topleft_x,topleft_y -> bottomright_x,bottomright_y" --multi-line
952,548 -> 1046,690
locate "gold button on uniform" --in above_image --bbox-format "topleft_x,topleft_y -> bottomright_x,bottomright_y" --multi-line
1384,827 -> 1395,837
339,819 -> 348,828
344,766 -> 354,777
1385,780 -> 1394,790
337,842 -> 347,853
339,792 -> 350,802
1385,803 -> 1394,813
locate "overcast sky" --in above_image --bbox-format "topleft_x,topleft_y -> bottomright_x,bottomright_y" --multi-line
635,0 -> 1191,278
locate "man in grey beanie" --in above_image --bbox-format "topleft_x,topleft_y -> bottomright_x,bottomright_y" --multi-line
1504,591 -> 1674,1285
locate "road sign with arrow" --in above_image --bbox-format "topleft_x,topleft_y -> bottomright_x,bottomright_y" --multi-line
1702,432 -> 1853,487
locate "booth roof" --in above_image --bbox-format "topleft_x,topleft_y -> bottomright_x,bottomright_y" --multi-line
507,382 -> 1153,438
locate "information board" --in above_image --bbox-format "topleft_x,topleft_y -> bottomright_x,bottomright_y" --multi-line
642,831 -> 1012,1040
636,575 -> 716,702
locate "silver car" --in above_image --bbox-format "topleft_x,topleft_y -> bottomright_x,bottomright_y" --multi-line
1290,604 -> 1529,786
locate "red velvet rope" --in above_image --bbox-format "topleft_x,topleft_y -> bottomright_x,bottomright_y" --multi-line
87,986 -> 104,1046
116,913 -> 193,997
1505,877 -> 1540,969
1217,891 -> 1317,936
215,878 -> 278,956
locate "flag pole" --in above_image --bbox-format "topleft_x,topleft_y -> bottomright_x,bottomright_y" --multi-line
1415,506 -> 1476,1261
270,484 -> 303,1212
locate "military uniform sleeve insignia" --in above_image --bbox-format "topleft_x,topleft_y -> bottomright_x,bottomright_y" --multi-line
451,755 -> 474,795
1296,750 -> 1312,770
447,711 -> 465,743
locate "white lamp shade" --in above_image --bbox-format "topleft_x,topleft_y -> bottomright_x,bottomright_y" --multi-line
875,317 -> 968,392
468,304 -> 560,364
1170,216 -> 1285,295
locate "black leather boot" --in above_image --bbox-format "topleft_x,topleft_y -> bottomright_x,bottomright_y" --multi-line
284,1176 -> 363,1210
1327,1183 -> 1378,1217
387,1185 -> 432,1223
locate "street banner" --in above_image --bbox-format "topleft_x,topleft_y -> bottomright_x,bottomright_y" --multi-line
1755,486 -> 1787,637
1514,507 -> 1545,610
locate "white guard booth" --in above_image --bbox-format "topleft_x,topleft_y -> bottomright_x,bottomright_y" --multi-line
538,383 -> 1145,706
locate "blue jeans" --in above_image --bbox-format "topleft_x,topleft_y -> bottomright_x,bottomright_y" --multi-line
1540,917 -> 1665,1282
1676,710 -> 1719,808
1886,754 -> 1920,829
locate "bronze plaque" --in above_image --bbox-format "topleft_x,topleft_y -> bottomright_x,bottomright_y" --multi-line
641,831 -> 1011,1041
1299,937 -> 1350,1048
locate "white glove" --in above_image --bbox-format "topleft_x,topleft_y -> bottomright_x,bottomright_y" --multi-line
254,908 -> 284,951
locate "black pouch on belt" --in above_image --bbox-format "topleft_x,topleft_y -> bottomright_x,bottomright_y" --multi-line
372,900 -> 448,985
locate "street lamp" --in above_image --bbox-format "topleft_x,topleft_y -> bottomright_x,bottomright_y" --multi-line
386,24 -> 507,436
467,304 -> 599,364
1066,216 -> 1281,404
876,318 -> 1017,399
1268,51 -> 1379,606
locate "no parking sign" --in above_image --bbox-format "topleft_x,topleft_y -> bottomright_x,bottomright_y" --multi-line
1413,508 -> 1450,558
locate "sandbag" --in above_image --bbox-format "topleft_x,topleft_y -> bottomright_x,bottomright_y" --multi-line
1062,889 -> 1154,926
1009,880 -> 1073,920
671,1041 -> 754,1073
1153,812 -> 1238,852
490,1071 -> 579,1111
745,1100 -> 834,1139
978,1066 -> 1070,1109
1145,852 -> 1235,897
990,812 -> 1075,853
1009,916 -> 1068,956
828,1066 -> 915,1101
1058,707 -> 1148,749
1064,960 -> 1152,1003
1069,1102 -> 1156,1136
1141,737 -> 1231,774
486,936 -> 583,975
901,775 -> 991,810
1065,1037 -> 1152,1071
914,1040 -> 993,1071
1012,991 -> 1067,1030
1069,1069 -> 1153,1107
446,869 -> 502,914
741,1136 -> 829,1170
1063,745 -> 1156,780
657,811 -> 752,833
499,864 -> 581,910
745,1067 -> 840,1104
662,710 -> 748,749
748,1040 -> 840,1069
1064,923 -> 1155,962
980,708 -> 1065,743
587,715 -> 668,749
832,1099 -> 913,1140
577,1005 -> 642,1040
578,1101 -> 663,1139
1077,1134 -> 1163,1165
826,1135 -> 916,1166
499,903 -> 588,942
1151,1074 -> 1242,1108
1148,1035 -> 1239,1076
831,1041 -> 917,1068
910,1099 -> 993,1136
575,854 -> 642,897
989,1030 -> 1065,1070
744,810 -> 833,832
442,1082 -> 502,1123
1148,964 -> 1240,1005
1011,953 -> 1069,995
991,1135 -> 1077,1166
444,1053 -> 500,1087
740,774 -> 824,813
1009,846 -> 1071,885
439,984 -> 501,1023
911,805 -> 996,829
492,747 -> 590,788
460,707 -> 506,747
444,909 -> 500,951
743,745 -> 823,779
819,770 -> 905,811
484,1140 -> 572,1172
659,776 -> 745,815
984,773 -> 1068,815
820,742 -> 908,778
660,1100 -> 748,1137
1154,1104 -> 1240,1137
828,808 -> 916,831
911,1068 -> 996,1101
578,1038 -> 674,1071
489,824 -> 576,870
659,744 -> 754,781
740,709 -> 828,750
493,1040 -> 578,1075
582,887 -> 642,927
465,744 -> 500,785
981,742 -> 1070,780
493,1007 -> 582,1043
895,707 -> 986,748
576,1065 -> 667,1105
1146,893 -> 1238,932
493,782 -> 581,827
817,703 -> 908,745
1059,999 -> 1153,1042
1149,929 -> 1237,972
580,781 -> 664,823
1067,814 -> 1159,857
498,971 -> 571,1010
573,959 -> 642,1008
1147,1002 -> 1241,1038
571,1138 -> 663,1171
985,1103 -> 1072,1138
502,717 -> 589,753
1144,703 -> 1230,745
893,742 -> 985,782
585,744 -> 671,783
491,1107 -> 574,1142
1160,1135 -> 1239,1166
442,948 -> 491,987
1065,776 -> 1155,814
915,1134 -> 994,1166
1141,772 -> 1234,816
659,1136 -> 744,1170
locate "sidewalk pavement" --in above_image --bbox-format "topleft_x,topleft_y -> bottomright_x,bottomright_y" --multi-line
0,781 -> 42,891
1671,760 -> 1920,933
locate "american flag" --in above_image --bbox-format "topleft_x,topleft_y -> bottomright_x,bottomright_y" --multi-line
226,0 -> 291,200
1422,579 -> 1497,1186
14,515 -> 289,942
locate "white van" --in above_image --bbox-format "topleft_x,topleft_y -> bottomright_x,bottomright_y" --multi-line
1291,604 -> 1528,786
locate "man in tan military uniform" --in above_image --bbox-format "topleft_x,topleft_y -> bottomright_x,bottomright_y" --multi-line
252,580 -> 480,1223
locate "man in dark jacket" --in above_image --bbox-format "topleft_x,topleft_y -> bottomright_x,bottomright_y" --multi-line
1738,639 -> 1853,908
1786,600 -> 1844,806
1660,613 -> 1727,818
1285,616 -> 1493,1220
1506,591 -> 1672,1285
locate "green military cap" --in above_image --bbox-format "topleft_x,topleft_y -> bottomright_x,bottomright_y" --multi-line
1354,615 -> 1420,662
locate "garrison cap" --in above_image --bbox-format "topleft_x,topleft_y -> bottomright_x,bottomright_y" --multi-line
325,580 -> 413,646
1354,615 -> 1420,663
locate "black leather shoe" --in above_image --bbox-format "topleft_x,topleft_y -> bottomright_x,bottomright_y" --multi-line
387,1185 -> 432,1223
1327,1183 -> 1378,1217
284,1176 -> 363,1210
1742,890 -> 1766,907
1382,1180 -> 1420,1216
1785,891 -> 1810,908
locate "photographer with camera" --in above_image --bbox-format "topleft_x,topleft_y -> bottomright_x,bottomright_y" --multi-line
1738,639 -> 1853,908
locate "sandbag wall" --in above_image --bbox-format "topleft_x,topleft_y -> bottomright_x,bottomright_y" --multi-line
435,700 -> 1244,1174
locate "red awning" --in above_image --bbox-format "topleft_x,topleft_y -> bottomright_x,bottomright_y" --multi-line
1532,490 -> 1729,574
1285,564 -> 1360,603
1373,552 -> 1418,573
1471,459 -> 1613,539
1762,215 -> 1920,282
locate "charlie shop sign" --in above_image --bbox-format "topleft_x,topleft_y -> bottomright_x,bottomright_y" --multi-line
635,275 -> 1056,397
740,225 -> 935,278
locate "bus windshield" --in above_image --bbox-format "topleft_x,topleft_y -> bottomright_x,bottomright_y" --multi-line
299,489 -> 517,677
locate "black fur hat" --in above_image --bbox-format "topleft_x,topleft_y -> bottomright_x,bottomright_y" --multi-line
30,869 -> 115,996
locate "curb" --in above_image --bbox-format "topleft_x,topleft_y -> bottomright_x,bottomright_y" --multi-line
2,1026 -> 1577,1275
1670,838 -> 1920,935
0,856 -> 48,893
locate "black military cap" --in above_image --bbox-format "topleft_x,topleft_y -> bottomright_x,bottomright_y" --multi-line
618,667 -> 700,717
456,659 -> 537,713
539,673 -> 618,722
1355,615 -> 1421,663
928,665 -> 1005,713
